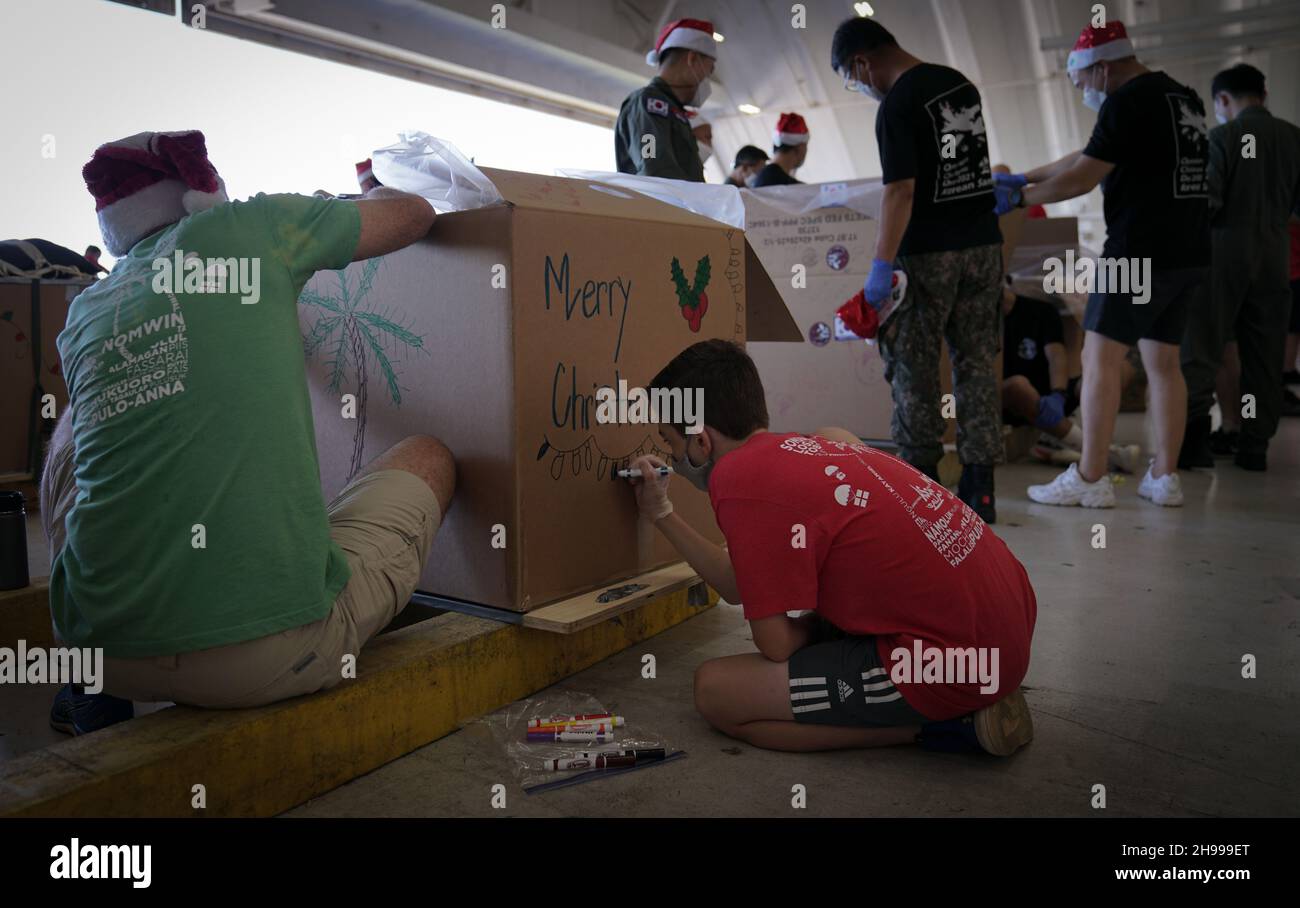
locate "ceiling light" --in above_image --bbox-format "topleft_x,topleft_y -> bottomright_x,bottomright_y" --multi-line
738,103 -> 761,115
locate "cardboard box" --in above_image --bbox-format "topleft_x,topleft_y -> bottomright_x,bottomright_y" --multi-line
0,279 -> 87,477
742,182 -> 894,440
299,168 -> 797,612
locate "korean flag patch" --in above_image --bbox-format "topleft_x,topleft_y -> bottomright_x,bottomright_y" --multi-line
646,97 -> 670,117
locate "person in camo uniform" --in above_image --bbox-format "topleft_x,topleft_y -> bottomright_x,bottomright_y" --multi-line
831,16 -> 1004,524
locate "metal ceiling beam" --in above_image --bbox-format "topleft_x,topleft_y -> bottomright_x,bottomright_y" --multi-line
1039,0 -> 1300,49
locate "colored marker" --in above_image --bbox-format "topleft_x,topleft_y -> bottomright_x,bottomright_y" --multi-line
616,467 -> 673,479
546,751 -> 667,771
530,722 -> 617,735
526,731 -> 613,743
528,714 -> 626,729
573,748 -> 665,761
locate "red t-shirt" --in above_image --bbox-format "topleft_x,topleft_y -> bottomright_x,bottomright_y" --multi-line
709,432 -> 1037,720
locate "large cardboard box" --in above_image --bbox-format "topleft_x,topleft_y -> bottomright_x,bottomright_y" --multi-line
299,168 -> 797,612
745,183 -> 1024,445
0,279 -> 86,477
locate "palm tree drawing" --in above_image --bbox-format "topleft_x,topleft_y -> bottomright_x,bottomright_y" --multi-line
299,257 -> 426,480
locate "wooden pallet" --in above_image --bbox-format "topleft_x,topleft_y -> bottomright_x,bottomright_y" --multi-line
521,562 -> 705,634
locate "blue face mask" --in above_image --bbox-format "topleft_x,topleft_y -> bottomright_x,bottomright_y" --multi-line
1083,86 -> 1106,112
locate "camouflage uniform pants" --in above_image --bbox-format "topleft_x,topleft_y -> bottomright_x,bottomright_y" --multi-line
878,242 -> 1003,468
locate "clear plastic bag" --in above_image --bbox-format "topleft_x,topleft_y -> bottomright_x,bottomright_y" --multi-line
482,691 -> 682,793
558,168 -> 747,228
371,131 -> 504,212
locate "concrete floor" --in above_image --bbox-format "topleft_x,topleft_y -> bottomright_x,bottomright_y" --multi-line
283,413 -> 1300,818
6,413 -> 1298,815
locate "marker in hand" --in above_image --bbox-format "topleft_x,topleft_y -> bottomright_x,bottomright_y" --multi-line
617,466 -> 674,480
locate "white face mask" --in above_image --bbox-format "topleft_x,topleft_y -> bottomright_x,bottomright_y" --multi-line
1080,66 -> 1108,113
1216,110 -> 1229,125
691,78 -> 712,107
697,141 -> 713,164
672,438 -> 714,492
744,172 -> 760,187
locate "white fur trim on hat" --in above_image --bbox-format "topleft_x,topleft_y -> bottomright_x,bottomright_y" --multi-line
1067,37 -> 1134,72
774,131 -> 810,146
646,23 -> 717,65
97,178 -> 189,257
182,176 -> 229,214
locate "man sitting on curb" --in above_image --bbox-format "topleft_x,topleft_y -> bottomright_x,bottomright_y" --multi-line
626,339 -> 1036,756
42,130 -> 454,733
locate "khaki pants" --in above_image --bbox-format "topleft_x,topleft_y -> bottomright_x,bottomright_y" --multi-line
45,447 -> 440,708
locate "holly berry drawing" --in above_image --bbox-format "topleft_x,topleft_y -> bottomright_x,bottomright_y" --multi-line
670,254 -> 711,333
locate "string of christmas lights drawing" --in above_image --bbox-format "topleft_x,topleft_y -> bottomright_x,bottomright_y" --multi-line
299,256 -> 427,481
535,432 -> 671,481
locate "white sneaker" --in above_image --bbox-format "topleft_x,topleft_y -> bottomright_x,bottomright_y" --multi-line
1138,467 -> 1183,507
1027,463 -> 1116,508
1107,443 -> 1142,475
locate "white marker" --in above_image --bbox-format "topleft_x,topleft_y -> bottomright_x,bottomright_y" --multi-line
617,466 -> 674,479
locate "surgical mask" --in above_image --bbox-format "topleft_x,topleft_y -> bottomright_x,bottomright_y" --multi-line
672,438 -> 714,492
844,65 -> 885,103
1216,112 -> 1229,125
744,172 -> 760,187
1082,86 -> 1105,112
691,78 -> 712,107
697,142 -> 714,164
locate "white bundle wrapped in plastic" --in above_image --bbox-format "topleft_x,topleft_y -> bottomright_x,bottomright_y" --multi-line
371,131 -> 504,213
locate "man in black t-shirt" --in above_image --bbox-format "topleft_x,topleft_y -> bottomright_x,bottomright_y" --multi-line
996,20 -> 1209,510
726,146 -> 769,187
830,16 -> 1003,524
751,113 -> 809,187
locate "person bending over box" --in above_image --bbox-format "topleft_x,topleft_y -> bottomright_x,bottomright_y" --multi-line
626,340 -> 1036,756
41,130 -> 454,734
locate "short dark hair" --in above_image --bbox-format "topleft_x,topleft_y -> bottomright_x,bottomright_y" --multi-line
830,16 -> 897,72
733,145 -> 768,168
1211,63 -> 1265,100
648,339 -> 769,439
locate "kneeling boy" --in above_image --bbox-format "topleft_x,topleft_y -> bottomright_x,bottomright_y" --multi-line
628,340 -> 1036,756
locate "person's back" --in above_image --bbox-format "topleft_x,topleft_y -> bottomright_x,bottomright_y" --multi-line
709,431 -> 1036,718
1209,107 -> 1300,276
53,192 -> 357,655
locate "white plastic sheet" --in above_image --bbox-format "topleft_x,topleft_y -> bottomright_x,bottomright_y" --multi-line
371,131 -> 504,213
558,169 -> 748,228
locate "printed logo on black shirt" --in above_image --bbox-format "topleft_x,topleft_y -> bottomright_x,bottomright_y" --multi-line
1167,93 -> 1209,198
923,84 -> 992,203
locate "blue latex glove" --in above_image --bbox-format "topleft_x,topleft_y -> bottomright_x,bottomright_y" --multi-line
993,171 -> 1028,190
993,182 -> 1025,216
864,257 -> 894,310
1035,391 -> 1066,429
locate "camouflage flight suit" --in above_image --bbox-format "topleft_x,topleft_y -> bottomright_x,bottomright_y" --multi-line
614,77 -> 705,183
877,243 -> 1004,469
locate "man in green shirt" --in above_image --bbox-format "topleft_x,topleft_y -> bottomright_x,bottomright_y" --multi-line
614,17 -> 718,182
43,130 -> 453,733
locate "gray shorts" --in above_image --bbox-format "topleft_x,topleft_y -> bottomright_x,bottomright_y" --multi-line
787,634 -> 929,728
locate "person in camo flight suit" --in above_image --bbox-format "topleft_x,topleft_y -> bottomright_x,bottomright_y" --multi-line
614,18 -> 718,183
830,16 -> 1004,524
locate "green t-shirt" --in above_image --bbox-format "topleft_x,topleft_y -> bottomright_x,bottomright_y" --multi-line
51,193 -> 362,657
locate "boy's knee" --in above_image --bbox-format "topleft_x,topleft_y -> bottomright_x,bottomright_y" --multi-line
395,435 -> 456,512
693,659 -> 726,724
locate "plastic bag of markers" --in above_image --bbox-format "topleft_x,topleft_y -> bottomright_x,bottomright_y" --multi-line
486,692 -> 676,792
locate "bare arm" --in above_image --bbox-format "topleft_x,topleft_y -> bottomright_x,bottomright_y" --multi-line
652,511 -> 741,604
1023,154 -> 1115,207
1044,342 -> 1068,391
1024,150 -> 1082,184
352,187 -> 437,262
874,179 -> 915,264
749,613 -> 814,662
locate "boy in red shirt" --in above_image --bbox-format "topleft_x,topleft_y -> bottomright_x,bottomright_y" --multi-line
629,340 -> 1036,755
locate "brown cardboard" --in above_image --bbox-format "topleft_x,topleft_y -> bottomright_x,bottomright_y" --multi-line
299,169 -> 794,612
0,280 -> 87,477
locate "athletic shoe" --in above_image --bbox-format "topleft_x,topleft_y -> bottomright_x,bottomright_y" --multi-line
1208,428 -> 1238,457
1027,463 -> 1115,508
49,685 -> 134,736
958,463 -> 996,524
1235,448 -> 1267,471
1137,467 -> 1184,506
973,688 -> 1035,756
1107,443 -> 1143,475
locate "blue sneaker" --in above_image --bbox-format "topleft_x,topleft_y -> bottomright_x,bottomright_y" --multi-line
49,685 -> 134,736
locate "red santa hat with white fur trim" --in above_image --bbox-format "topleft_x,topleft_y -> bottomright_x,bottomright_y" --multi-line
646,18 -> 718,65
82,130 -> 228,256
773,112 -> 810,147
1066,21 -> 1134,73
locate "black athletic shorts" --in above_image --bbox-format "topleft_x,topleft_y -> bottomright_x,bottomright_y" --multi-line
787,634 -> 929,728
1083,266 -> 1207,346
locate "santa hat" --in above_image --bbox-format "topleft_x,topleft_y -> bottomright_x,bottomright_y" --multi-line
646,18 -> 717,65
356,158 -> 375,186
1066,20 -> 1134,72
773,112 -> 810,147
82,130 -> 228,257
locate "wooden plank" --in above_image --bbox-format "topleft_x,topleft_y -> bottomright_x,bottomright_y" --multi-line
0,585 -> 717,817
521,561 -> 705,634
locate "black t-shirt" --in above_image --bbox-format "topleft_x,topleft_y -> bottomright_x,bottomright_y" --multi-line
750,163 -> 801,187
1083,71 -> 1210,268
1003,294 -> 1064,395
875,63 -> 1001,256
